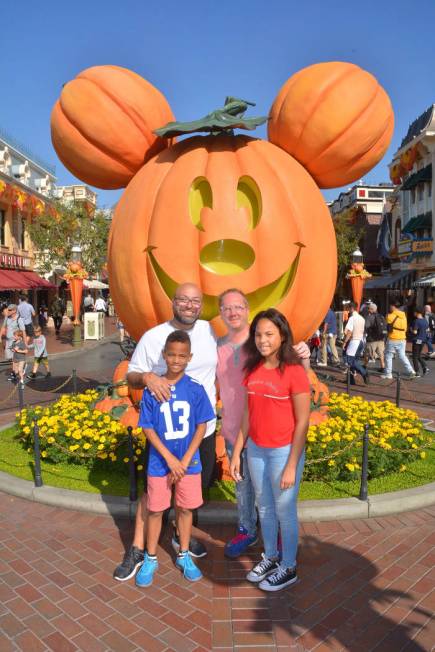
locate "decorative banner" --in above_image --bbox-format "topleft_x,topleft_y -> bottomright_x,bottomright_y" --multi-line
69,277 -> 84,325
412,239 -> 433,255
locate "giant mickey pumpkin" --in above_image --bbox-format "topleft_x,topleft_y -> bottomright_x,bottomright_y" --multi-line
51,62 -> 393,341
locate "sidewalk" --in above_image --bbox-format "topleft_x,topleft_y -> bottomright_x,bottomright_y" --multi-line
0,492 -> 433,651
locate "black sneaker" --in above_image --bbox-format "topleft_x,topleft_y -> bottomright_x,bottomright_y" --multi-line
46,372 -> 51,378
259,565 -> 298,592
246,553 -> 280,583
113,546 -> 144,581
27,373 -> 36,379
171,527 -> 207,558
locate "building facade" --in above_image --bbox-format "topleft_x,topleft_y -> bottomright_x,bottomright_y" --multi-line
370,105 -> 435,311
329,182 -> 395,275
0,130 -> 57,307
0,130 -> 99,310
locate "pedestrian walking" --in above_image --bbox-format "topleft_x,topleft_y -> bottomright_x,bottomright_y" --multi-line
423,304 -> 435,358
364,303 -> 387,372
38,305 -> 48,331
382,298 -> 416,380
342,302 -> 369,385
410,308 -> 429,377
230,309 -> 310,592
83,292 -> 94,313
94,294 -> 107,313
11,329 -> 28,386
50,296 -> 65,336
1,304 -> 26,381
17,293 -> 36,340
135,330 -> 215,587
318,307 -> 339,366
27,326 -> 51,379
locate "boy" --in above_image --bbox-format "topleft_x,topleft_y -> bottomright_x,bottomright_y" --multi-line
11,330 -> 28,386
27,326 -> 51,379
135,330 -> 215,587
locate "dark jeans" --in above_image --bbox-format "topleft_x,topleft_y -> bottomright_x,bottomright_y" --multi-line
346,354 -> 367,384
53,315 -> 63,333
412,343 -> 427,374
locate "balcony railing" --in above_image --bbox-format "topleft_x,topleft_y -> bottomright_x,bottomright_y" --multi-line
0,128 -> 56,176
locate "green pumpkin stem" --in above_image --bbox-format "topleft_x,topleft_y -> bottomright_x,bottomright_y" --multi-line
154,97 -> 268,139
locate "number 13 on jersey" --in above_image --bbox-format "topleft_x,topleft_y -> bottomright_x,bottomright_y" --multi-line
160,401 -> 191,440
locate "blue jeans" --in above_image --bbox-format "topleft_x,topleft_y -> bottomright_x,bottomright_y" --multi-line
385,339 -> 414,376
247,439 -> 305,568
426,335 -> 434,354
226,442 -> 257,537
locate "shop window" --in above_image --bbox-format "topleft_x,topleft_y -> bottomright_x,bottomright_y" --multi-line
418,184 -> 424,201
429,183 -> 432,198
0,210 -> 5,246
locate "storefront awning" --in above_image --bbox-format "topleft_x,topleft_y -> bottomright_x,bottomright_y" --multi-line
414,273 -> 435,288
364,269 -> 416,290
401,164 -> 432,190
0,270 -> 56,291
402,212 -> 432,233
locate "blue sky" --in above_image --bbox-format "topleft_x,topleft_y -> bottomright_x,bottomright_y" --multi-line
2,0 -> 434,207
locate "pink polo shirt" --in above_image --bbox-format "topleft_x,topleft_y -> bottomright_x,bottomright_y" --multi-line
216,337 -> 247,445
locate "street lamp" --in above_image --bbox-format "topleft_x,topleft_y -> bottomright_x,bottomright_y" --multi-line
65,244 -> 87,347
346,248 -> 371,311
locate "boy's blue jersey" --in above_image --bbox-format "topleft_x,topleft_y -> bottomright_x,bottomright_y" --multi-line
138,374 -> 215,477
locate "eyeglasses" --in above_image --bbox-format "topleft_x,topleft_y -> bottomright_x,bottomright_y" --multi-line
174,296 -> 202,307
220,304 -> 248,314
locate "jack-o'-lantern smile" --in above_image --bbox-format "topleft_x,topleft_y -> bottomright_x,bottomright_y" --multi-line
145,242 -> 305,321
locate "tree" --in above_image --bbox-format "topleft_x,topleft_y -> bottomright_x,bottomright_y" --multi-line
333,210 -> 363,290
27,201 -> 110,278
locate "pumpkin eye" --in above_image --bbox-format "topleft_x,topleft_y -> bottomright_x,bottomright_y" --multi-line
237,176 -> 262,229
189,177 -> 212,231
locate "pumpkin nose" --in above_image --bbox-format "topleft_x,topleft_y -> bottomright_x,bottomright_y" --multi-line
199,239 -> 255,275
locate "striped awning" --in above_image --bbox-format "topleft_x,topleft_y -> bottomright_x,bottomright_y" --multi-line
414,273 -> 435,288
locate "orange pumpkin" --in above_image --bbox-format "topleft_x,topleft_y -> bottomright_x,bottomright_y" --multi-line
307,369 -> 329,425
94,395 -> 132,413
119,406 -> 140,429
51,65 -> 175,189
113,360 -> 143,405
108,134 -> 337,342
268,62 -> 394,188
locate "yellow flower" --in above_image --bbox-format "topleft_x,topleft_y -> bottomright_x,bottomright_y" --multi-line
23,426 -> 30,435
420,451 -> 426,459
97,444 -> 105,450
123,457 -> 129,463
345,463 -> 355,472
83,443 -> 91,450
41,451 -> 47,458
400,465 -> 407,472
137,464 -> 143,471
47,437 -> 55,444
327,460 -> 335,467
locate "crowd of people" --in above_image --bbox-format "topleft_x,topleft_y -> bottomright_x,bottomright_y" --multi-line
0,295 -> 51,385
310,299 -> 435,383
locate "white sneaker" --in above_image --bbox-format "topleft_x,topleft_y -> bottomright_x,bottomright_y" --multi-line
381,374 -> 393,380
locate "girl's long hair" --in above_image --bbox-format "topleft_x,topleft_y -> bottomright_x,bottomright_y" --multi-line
243,308 -> 300,374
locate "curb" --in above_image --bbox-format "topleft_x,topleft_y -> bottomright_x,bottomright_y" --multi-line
1,470 -> 434,523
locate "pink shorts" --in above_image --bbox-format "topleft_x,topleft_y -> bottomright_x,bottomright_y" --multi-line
147,473 -> 203,512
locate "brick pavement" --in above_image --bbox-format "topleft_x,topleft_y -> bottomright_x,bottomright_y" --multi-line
0,492 -> 434,651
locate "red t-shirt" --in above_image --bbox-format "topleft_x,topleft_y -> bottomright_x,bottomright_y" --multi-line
243,363 -> 310,448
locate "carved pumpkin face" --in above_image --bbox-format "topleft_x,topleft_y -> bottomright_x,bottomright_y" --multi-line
108,134 -> 337,342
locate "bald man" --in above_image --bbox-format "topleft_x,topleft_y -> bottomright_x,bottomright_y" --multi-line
114,283 -> 217,581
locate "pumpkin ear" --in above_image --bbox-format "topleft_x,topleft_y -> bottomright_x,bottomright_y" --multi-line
268,62 -> 394,189
51,65 -> 175,190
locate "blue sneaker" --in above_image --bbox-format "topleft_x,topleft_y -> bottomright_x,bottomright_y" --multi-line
175,551 -> 203,582
224,526 -> 258,559
135,553 -> 158,587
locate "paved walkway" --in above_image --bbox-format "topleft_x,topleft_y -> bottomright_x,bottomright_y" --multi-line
0,492 -> 433,651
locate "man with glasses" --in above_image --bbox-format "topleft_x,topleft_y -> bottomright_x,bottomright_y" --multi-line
113,283 -> 217,582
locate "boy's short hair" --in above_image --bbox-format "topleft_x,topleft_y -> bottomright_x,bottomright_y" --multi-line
164,330 -> 191,350
13,329 -> 23,337
34,326 -> 42,332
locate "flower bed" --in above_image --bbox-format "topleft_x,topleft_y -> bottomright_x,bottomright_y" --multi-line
17,390 -> 146,469
16,390 -> 433,485
305,393 -> 431,481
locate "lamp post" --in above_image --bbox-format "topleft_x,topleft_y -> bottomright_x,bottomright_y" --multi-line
346,248 -> 371,311
66,245 -> 87,347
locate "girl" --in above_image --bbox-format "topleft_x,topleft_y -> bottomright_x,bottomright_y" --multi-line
230,308 -> 310,592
